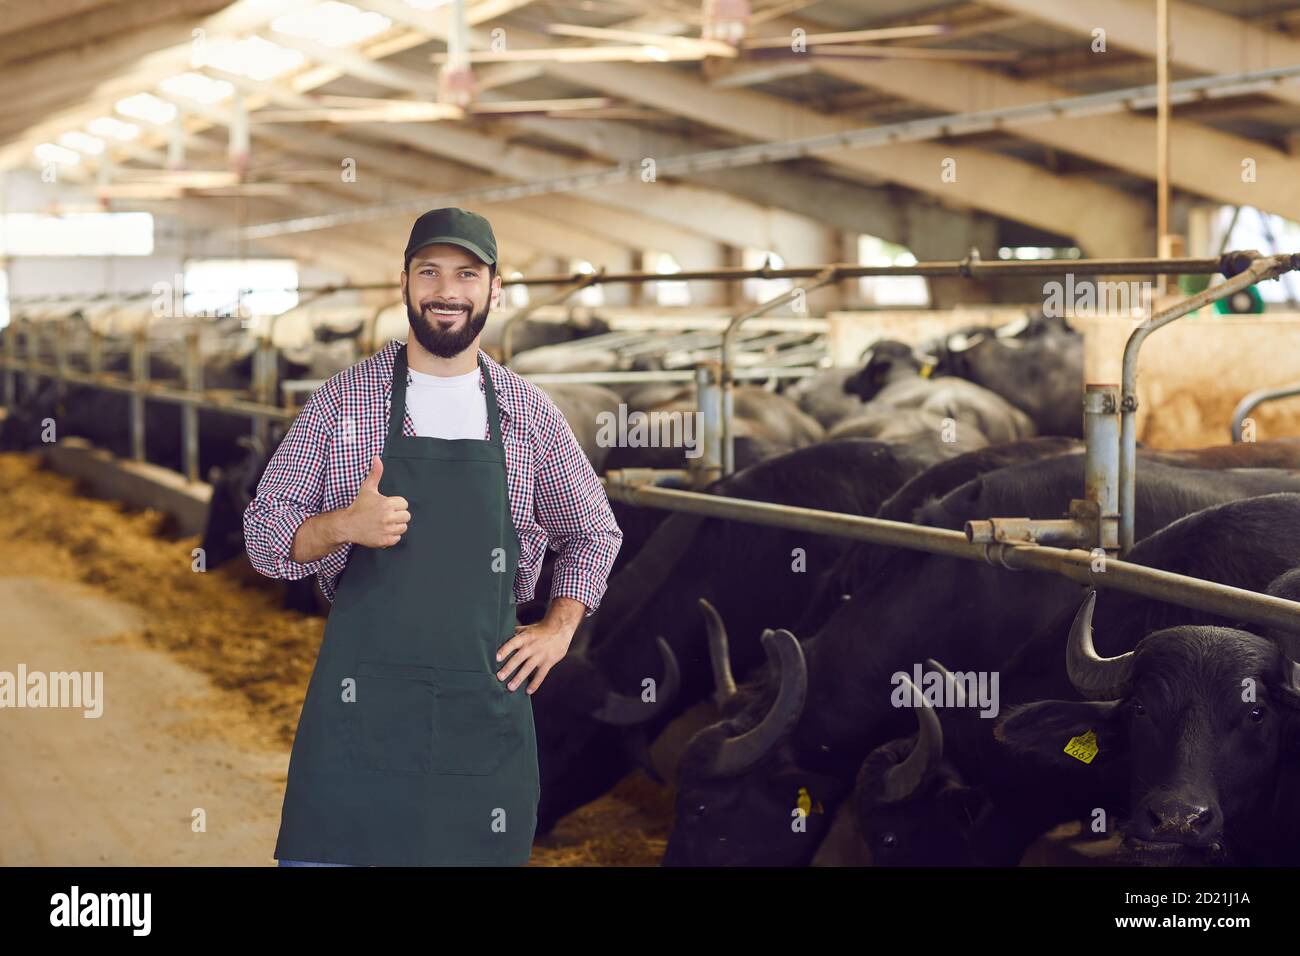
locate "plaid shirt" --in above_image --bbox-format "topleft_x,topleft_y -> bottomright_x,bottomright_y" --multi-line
242,338 -> 622,617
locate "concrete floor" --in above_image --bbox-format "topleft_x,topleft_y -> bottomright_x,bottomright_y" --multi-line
0,576 -> 288,865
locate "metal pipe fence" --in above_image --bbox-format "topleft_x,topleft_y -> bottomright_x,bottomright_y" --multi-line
600,473 -> 1300,635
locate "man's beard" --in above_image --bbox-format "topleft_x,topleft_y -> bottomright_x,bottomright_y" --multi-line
405,289 -> 490,359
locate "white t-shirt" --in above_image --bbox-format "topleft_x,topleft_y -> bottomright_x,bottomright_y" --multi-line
405,365 -> 488,440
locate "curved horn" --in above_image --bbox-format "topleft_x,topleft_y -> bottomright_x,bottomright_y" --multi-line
995,315 -> 1031,338
1065,590 -> 1135,699
704,628 -> 808,778
926,658 -> 966,709
879,675 -> 944,804
590,636 -> 681,726
698,597 -> 737,707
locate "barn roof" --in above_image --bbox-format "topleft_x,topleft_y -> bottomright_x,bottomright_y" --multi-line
3,0 -> 1299,277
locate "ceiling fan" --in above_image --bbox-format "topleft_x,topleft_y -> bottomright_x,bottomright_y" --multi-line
247,93 -> 621,124
427,13 -> 1018,67
92,159 -> 345,199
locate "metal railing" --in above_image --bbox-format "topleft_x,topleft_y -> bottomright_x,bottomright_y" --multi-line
3,250 -> 1296,575
599,474 -> 1300,635
1231,383 -> 1300,442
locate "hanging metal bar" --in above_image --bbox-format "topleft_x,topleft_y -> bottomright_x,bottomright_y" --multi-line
600,475 -> 1300,634
500,270 -> 605,365
1,256 -> 1267,321
1118,253 -> 1299,553
182,327 -> 203,482
1231,384 -> 1300,442
129,329 -> 148,462
4,282 -> 394,308
720,266 -> 840,475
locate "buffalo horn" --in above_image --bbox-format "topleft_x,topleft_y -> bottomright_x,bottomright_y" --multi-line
590,636 -> 681,726
879,675 -> 944,804
705,628 -> 807,778
1065,590 -> 1135,699
926,657 -> 966,709
698,597 -> 737,707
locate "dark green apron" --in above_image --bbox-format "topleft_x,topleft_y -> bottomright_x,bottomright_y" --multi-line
274,344 -> 539,866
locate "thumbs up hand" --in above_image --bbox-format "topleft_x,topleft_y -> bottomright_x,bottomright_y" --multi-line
343,455 -> 411,548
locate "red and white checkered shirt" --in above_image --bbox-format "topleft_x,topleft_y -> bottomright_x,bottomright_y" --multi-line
242,338 -> 622,617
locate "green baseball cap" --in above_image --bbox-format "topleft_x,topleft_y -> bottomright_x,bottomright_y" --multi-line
403,207 -> 497,268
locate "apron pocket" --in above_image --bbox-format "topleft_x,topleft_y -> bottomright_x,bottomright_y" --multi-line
431,667 -> 516,776
350,661 -> 437,774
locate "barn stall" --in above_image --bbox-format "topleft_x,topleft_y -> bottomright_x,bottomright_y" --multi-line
2,0 -> 1300,896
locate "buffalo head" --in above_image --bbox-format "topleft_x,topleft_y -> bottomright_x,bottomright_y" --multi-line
997,591 -> 1300,864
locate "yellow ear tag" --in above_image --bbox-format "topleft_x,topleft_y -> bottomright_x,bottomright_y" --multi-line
919,362 -> 935,379
1064,729 -> 1099,764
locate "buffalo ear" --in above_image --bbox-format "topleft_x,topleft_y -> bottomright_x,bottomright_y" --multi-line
993,699 -> 1125,767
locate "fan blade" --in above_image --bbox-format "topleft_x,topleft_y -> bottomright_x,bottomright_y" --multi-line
742,44 -> 1019,62
468,97 -> 613,114
546,23 -> 735,56
107,169 -> 241,188
742,25 -> 950,48
252,103 -> 465,123
430,45 -> 716,64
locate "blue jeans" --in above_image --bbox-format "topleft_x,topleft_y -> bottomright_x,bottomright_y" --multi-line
278,858 -> 366,867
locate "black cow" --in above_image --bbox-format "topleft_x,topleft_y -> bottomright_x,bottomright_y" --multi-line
795,436 -> 1084,634
793,454 -> 1300,774
816,493 -> 1300,866
531,438 -> 947,835
200,430 -> 329,615
998,574 -> 1300,866
661,457 -> 1300,866
1,377 -> 254,477
601,433 -> 789,580
923,315 -> 1084,438
840,340 -> 1035,446
0,342 -> 320,477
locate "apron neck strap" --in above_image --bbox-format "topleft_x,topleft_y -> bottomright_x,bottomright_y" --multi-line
389,344 -> 503,445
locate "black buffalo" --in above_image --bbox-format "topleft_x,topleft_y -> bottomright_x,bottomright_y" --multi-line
817,493 -> 1300,866
923,314 -> 1084,438
661,454 -> 1300,866
200,430 -> 329,615
532,438 -> 947,835
998,572 -> 1300,866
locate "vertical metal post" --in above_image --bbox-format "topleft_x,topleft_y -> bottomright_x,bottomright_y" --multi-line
2,317 -> 16,408
1156,0 -> 1170,281
252,334 -> 276,449
1119,255 -> 1290,553
23,318 -> 38,398
694,363 -> 723,487
718,265 -> 840,477
1083,384 -> 1120,553
129,329 -> 147,462
88,329 -> 103,376
721,380 -> 736,476
182,326 -> 202,483
53,319 -> 69,400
